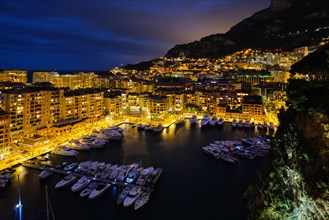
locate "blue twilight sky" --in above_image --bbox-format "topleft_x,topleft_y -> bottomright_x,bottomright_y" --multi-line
0,0 -> 270,71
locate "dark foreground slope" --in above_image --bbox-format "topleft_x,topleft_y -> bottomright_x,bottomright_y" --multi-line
244,46 -> 329,219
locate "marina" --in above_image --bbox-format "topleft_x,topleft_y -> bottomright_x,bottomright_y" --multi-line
1,122 -> 268,220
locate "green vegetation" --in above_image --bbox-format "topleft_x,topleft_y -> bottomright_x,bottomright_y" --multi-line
245,49 -> 329,219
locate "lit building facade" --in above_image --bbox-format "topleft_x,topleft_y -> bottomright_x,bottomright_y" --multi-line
33,72 -> 97,90
241,95 -> 265,120
0,109 -> 11,158
0,70 -> 27,84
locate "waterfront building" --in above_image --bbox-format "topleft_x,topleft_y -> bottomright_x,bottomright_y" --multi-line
196,91 -> 219,113
62,89 -> 104,120
0,87 -> 64,141
0,109 -> 11,159
104,92 -> 122,115
33,71 -> 97,90
148,96 -> 168,117
0,70 -> 27,84
241,95 -> 265,121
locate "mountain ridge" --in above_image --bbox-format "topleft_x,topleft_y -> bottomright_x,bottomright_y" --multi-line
165,0 -> 329,59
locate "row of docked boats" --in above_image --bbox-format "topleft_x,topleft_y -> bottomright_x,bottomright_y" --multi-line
52,173 -> 111,199
51,126 -> 124,156
117,185 -> 151,210
231,119 -> 275,131
137,123 -> 164,133
39,160 -> 163,188
202,136 -> 271,163
190,115 -> 225,127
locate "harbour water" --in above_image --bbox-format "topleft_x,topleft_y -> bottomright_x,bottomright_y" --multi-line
0,121 -> 270,220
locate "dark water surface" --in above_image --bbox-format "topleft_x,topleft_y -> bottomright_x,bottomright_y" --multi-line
0,122 -> 268,220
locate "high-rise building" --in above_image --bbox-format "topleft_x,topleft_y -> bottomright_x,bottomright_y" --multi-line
0,109 -> 11,158
0,70 -> 27,84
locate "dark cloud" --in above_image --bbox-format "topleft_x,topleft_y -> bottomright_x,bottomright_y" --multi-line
0,0 -> 270,70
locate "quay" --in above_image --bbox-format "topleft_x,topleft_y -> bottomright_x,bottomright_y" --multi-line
22,162 -> 155,193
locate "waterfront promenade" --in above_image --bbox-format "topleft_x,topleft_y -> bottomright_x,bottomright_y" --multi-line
0,114 -> 178,171
0,113 -> 275,171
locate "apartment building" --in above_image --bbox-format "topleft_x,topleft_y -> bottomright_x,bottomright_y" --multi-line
0,70 -> 27,84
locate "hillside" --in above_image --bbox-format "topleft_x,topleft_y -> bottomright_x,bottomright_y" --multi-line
166,0 -> 329,58
244,45 -> 329,219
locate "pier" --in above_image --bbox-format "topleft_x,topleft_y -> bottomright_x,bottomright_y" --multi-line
22,162 -> 155,193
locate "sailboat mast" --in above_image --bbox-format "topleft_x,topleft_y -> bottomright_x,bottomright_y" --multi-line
17,175 -> 22,220
46,185 -> 49,220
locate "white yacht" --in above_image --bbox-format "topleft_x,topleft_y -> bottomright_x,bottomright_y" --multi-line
146,168 -> 162,185
263,121 -> 268,130
71,176 -> 90,192
217,118 -> 224,126
52,146 -> 78,156
209,116 -> 218,126
126,167 -> 143,184
257,122 -> 263,130
190,115 -> 197,125
109,165 -> 120,180
38,170 -> 53,181
134,192 -> 150,210
80,182 -> 99,197
0,178 -> 8,188
244,120 -> 250,129
152,124 -> 164,133
104,130 -> 123,140
136,166 -> 154,185
137,123 -> 145,131
117,185 -> 133,205
237,120 -> 244,129
88,183 -> 111,199
63,162 -> 78,171
55,174 -> 77,189
123,186 -> 142,207
144,124 -> 152,132
200,115 -> 211,127
232,119 -> 237,128
67,140 -> 91,151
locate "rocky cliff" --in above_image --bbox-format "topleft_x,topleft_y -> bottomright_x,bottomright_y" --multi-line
244,46 -> 329,219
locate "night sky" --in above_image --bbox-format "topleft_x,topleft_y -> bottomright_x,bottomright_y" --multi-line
0,0 -> 270,71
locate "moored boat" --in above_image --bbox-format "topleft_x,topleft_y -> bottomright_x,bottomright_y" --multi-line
38,170 -> 53,181
123,186 -> 142,207
88,183 -> 111,199
209,116 -> 218,126
217,118 -> 224,126
117,185 -> 133,205
0,178 -> 8,188
134,192 -> 150,210
136,166 -> 154,185
200,115 -> 211,127
231,119 -> 237,128
190,115 -> 197,125
71,176 -> 90,192
80,182 -> 98,197
152,124 -> 164,133
55,174 -> 77,189
52,146 -> 78,156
